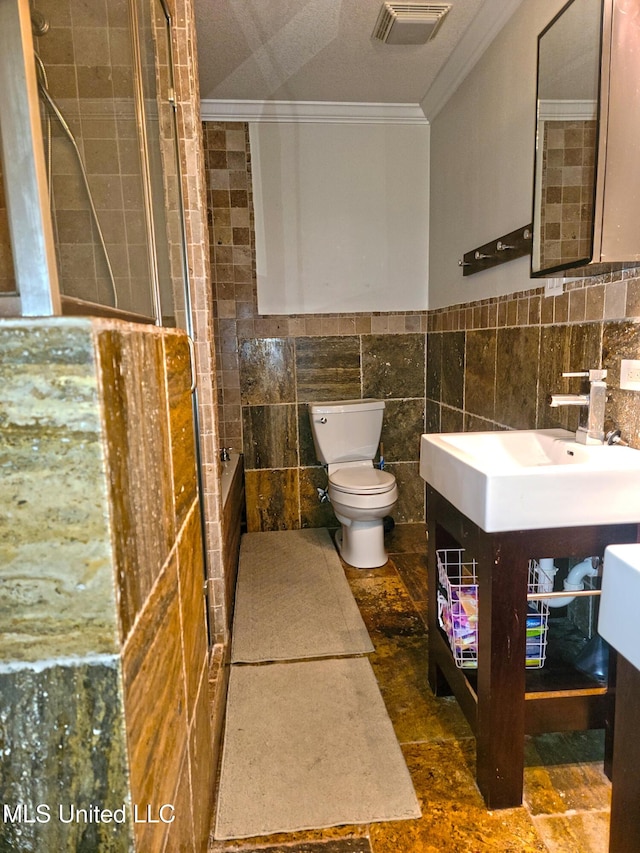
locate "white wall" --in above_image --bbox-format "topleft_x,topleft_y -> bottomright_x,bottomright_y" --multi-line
428,0 -> 567,309
251,121 -> 429,314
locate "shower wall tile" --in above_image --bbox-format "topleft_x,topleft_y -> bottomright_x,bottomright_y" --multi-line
295,335 -> 361,402
242,404 -> 299,469
239,337 -> 295,405
362,333 -> 425,399
244,468 -> 300,532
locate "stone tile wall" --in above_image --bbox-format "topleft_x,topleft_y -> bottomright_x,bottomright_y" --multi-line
171,0 -> 225,647
204,120 -> 640,534
0,318 -> 214,853
238,334 -> 426,532
427,273 -> 640,449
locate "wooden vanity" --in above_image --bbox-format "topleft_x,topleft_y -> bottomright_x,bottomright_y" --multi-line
426,484 -> 640,809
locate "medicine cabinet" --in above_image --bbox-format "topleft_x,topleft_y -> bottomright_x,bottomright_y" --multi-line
531,0 -> 640,277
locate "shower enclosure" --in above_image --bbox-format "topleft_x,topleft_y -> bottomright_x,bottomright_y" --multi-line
0,0 -> 190,329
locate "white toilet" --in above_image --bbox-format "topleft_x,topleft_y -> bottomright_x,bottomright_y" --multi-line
309,399 -> 398,569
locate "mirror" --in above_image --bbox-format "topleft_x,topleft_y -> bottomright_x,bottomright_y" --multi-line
531,0 -> 640,277
532,0 -> 602,276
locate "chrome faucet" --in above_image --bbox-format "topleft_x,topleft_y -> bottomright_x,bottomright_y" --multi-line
548,369 -> 608,445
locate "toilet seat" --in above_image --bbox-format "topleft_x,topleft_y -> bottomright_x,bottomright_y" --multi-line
329,467 -> 396,496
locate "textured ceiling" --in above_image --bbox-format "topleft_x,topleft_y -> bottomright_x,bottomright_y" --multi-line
195,0 -> 501,105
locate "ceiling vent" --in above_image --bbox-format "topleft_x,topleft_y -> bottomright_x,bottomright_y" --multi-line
372,2 -> 452,45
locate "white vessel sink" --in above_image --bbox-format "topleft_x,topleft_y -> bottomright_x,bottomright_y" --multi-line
419,428 -> 640,532
600,544 -> 640,670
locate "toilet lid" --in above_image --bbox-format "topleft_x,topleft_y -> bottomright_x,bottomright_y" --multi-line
329,467 -> 396,495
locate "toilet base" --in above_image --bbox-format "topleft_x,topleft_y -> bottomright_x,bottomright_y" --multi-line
335,518 -> 388,569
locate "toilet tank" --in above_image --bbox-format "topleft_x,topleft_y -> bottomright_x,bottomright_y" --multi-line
309,399 -> 385,464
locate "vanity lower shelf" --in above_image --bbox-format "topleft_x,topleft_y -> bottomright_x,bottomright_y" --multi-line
426,484 -> 639,809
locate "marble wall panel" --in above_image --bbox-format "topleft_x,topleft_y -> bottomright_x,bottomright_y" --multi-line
441,331 -> 465,410
244,468 -> 300,532
165,749 -> 196,853
295,336 -> 361,402
495,326 -> 541,429
0,320 -> 118,663
440,405 -> 464,433
0,657 -> 131,852
603,321 -> 640,447
188,661 -> 216,851
386,462 -> 423,523
164,332 -> 199,529
299,466 -> 338,529
123,553 -> 189,853
242,404 -> 299,469
425,399 -> 441,434
362,334 -> 425,399
239,338 -> 295,405
464,329 -> 496,421
380,399 -> 425,462
98,328 -> 174,641
537,324 -> 574,431
297,403 -> 319,467
426,332 -> 443,403
178,504 -> 209,724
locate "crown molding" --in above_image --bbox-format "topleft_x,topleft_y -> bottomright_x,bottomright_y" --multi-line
199,99 -> 428,124
420,0 -> 525,121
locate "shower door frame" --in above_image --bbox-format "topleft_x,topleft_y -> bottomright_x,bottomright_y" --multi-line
0,0 -> 61,317
0,0 -> 178,326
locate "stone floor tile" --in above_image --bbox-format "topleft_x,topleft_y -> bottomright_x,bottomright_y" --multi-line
368,633 -> 472,744
369,742 -> 546,853
531,811 -> 609,853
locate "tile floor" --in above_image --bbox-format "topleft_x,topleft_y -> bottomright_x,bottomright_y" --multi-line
208,524 -> 611,853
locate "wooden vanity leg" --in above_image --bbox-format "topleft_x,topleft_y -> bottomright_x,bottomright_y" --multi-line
475,537 -> 529,809
608,655 -> 640,853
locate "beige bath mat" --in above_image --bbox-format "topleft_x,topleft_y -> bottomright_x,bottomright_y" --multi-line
214,657 -> 421,839
230,529 -> 374,662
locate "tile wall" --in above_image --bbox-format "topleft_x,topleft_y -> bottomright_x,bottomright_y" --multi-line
203,122 -> 428,533
204,121 -> 640,536
30,0 -> 154,314
0,318 -> 214,852
427,274 -> 640,448
171,0 -> 225,647
538,120 -> 597,271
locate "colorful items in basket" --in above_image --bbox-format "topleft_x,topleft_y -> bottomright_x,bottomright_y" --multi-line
438,584 -> 479,666
525,607 -> 547,667
439,591 -> 548,669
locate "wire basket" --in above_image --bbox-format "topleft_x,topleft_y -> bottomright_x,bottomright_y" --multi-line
436,549 -> 549,669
